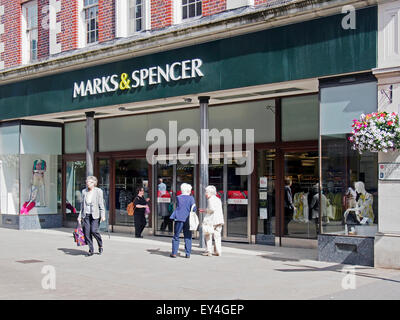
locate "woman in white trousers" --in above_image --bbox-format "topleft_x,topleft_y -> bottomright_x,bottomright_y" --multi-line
200,185 -> 225,256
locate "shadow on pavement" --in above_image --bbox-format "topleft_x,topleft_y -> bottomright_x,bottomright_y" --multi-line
58,248 -> 88,256
147,248 -> 172,258
259,255 -> 300,262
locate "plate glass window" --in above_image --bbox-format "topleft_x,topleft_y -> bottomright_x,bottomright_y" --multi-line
129,0 -> 144,33
182,0 -> 202,20
84,0 -> 99,44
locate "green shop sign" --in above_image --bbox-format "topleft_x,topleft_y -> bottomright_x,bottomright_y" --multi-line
0,6 -> 377,120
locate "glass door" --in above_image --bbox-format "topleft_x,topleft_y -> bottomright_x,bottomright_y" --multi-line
114,158 -> 149,227
208,153 -> 251,242
153,155 -> 196,236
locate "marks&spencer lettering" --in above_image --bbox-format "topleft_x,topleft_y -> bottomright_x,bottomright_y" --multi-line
73,58 -> 204,98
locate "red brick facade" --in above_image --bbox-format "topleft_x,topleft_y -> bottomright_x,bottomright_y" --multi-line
0,1 -> 22,68
58,0 -> 79,52
99,0 -> 115,42
151,0 -> 173,30
203,0 -> 226,17
1,0 -> 267,70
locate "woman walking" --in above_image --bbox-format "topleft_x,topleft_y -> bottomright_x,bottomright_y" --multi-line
78,176 -> 106,257
169,183 -> 196,258
133,187 -> 150,238
200,185 -> 224,257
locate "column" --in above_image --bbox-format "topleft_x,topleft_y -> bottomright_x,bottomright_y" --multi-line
86,111 -> 95,178
199,96 -> 210,248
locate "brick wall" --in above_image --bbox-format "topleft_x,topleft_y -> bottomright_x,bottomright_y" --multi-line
0,1 -> 21,69
203,0 -> 226,17
38,0 -> 50,60
58,0 -> 78,52
254,0 -> 269,5
99,0 -> 115,42
151,0 -> 173,30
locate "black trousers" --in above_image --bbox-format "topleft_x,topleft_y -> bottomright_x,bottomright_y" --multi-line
83,214 -> 103,252
134,213 -> 146,237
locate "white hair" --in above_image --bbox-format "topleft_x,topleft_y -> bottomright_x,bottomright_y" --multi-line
205,185 -> 217,196
86,176 -> 98,186
180,183 -> 192,195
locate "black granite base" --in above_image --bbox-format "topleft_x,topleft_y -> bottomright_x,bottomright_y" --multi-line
0,214 -> 63,230
318,234 -> 374,267
256,234 -> 275,245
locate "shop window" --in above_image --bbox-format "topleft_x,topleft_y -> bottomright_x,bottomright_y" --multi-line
20,125 -> 62,216
182,0 -> 202,20
320,80 -> 378,237
283,151 -> 319,239
65,161 -> 86,222
0,124 -> 62,217
22,0 -> 38,63
65,122 -> 86,154
209,100 -> 275,144
84,0 -> 99,44
281,95 -> 319,142
0,125 -> 20,215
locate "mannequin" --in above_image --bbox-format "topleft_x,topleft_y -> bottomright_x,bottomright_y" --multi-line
32,159 -> 46,207
343,181 -> 374,225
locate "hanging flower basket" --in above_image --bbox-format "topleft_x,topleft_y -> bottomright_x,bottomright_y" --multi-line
348,112 -> 400,153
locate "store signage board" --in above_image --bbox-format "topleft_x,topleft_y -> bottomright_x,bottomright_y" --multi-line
379,162 -> 400,180
227,199 -> 248,205
157,198 -> 171,203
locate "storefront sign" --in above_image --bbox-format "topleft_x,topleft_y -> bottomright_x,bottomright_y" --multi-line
157,198 -> 171,203
227,199 -> 248,205
379,162 -> 400,180
73,58 -> 204,98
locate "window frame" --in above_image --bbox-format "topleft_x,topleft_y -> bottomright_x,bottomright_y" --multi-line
181,0 -> 202,21
83,0 -> 99,45
128,0 -> 145,34
22,0 -> 39,63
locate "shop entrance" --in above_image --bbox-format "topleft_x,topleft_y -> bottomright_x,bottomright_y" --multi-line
153,155 -> 197,236
208,152 -> 251,242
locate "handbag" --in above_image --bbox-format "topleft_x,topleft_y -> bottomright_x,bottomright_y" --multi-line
202,223 -> 214,235
189,204 -> 199,231
73,223 -> 87,247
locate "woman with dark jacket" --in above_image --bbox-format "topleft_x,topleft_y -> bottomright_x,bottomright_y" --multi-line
133,187 -> 150,238
169,183 -> 196,258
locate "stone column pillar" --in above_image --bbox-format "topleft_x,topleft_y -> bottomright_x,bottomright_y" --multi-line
85,111 -> 95,178
199,96 -> 210,249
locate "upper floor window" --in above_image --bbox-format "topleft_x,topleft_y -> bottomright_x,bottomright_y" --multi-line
84,0 -> 99,44
22,1 -> 38,63
182,0 -> 202,20
129,0 -> 144,33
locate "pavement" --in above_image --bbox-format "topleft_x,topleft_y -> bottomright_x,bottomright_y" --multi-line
0,227 -> 400,300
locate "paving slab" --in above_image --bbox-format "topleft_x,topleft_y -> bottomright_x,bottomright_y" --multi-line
0,227 -> 399,300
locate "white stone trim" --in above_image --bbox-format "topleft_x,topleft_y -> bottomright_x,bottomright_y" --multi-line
378,1 -> 400,68
0,5 -> 4,70
49,0 -> 62,55
78,0 -> 86,48
227,0 -> 254,11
